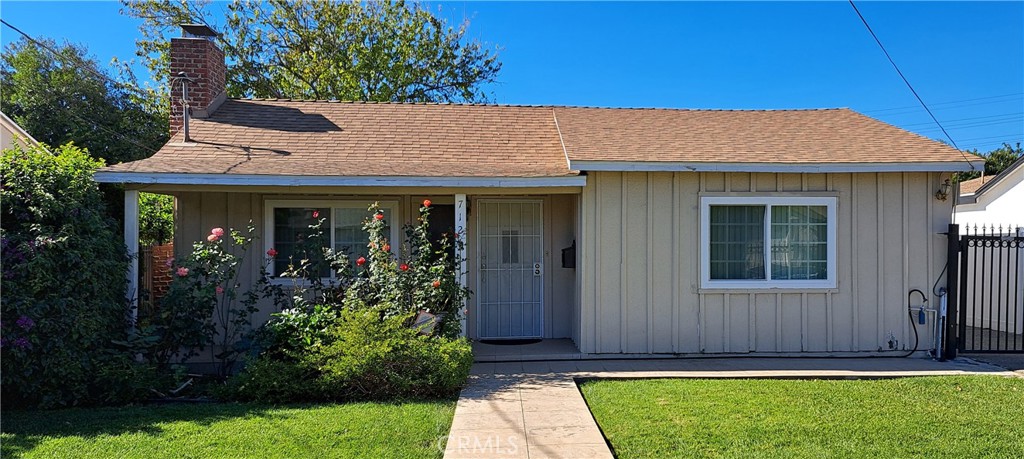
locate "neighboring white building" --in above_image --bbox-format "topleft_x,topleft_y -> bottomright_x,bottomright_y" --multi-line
956,155 -> 1024,233
0,111 -> 40,150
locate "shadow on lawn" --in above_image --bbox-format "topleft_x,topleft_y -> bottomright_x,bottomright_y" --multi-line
1,399 -> 449,457
1,402 -> 275,456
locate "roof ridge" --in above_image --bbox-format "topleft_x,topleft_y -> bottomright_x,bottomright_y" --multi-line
228,98 -> 848,112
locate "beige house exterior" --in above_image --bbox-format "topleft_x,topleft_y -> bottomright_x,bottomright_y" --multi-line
1,111 -> 40,150
95,27 -> 983,361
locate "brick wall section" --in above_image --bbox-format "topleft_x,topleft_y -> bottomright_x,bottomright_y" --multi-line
148,243 -> 175,303
169,37 -> 226,137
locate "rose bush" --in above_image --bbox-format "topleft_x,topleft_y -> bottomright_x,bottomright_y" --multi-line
134,223 -> 286,377
225,201 -> 473,402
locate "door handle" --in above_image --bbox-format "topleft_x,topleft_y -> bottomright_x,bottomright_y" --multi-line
533,262 -> 542,276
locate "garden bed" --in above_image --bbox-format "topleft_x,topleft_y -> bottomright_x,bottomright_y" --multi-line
580,375 -> 1024,458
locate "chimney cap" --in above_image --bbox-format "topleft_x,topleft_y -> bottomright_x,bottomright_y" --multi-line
180,23 -> 219,38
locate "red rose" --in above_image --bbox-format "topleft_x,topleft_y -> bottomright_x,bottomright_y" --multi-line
400,263 -> 409,272
383,243 -> 391,252
267,248 -> 278,257
312,210 -> 319,219
423,199 -> 432,208
356,256 -> 366,267
374,213 -> 384,221
432,279 -> 441,288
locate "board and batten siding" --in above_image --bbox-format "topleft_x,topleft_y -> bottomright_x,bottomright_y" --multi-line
173,191 -> 579,339
578,171 -> 951,355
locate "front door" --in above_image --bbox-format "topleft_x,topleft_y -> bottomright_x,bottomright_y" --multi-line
477,200 -> 543,339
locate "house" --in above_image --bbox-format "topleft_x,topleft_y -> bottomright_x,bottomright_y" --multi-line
954,155 -> 1023,349
1,111 -> 40,150
955,154 -> 1024,233
95,26 -> 983,359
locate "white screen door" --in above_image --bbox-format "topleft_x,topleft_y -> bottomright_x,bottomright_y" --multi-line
477,200 -> 543,339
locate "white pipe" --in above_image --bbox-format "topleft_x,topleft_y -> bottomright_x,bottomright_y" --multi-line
937,289 -> 948,360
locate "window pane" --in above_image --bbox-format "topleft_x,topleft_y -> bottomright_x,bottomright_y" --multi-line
273,207 -> 331,277
501,230 -> 520,264
771,205 -> 828,280
709,205 -> 765,280
334,207 -> 391,266
334,208 -> 368,261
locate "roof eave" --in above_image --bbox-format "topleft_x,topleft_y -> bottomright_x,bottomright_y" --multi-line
92,171 -> 586,188
568,160 -> 984,173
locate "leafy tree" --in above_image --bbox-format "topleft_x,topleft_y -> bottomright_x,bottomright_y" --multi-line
956,142 -> 1023,182
121,0 -> 501,102
0,37 -> 167,165
140,192 -> 174,246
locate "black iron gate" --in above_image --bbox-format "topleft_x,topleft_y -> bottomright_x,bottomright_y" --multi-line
947,224 -> 1024,355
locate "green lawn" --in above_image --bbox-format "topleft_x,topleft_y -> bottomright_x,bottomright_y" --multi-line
1,400 -> 455,459
581,376 -> 1024,458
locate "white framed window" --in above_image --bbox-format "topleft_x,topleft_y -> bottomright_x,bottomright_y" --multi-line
263,200 -> 400,278
700,196 -> 837,289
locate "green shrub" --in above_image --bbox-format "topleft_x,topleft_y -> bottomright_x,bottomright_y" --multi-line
227,307 -> 473,403
225,201 -> 474,402
314,308 -> 473,400
1,142 -> 151,408
219,358 -> 317,404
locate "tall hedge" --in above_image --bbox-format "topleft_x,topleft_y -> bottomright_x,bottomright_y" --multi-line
1,142 -> 147,408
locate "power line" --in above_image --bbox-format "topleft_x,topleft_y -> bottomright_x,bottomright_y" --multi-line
915,118 -> 1023,133
1,19 -> 154,100
863,93 -> 1024,114
901,112 -> 1024,128
952,133 -> 1024,143
1,19 -> 162,155
848,0 -> 975,169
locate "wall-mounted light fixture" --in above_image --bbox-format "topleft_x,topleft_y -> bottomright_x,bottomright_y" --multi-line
935,178 -> 951,201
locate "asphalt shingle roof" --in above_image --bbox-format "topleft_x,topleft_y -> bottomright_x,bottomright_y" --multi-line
101,99 -> 977,177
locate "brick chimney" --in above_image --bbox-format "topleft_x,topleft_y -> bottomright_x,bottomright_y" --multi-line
169,24 -> 226,139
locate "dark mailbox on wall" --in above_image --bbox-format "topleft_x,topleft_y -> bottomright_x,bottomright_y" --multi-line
561,240 -> 576,269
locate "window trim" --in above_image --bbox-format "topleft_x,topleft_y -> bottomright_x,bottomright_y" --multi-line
700,196 -> 838,289
263,199 -> 400,280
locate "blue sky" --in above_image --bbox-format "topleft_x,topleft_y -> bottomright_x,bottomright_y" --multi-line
2,1 -> 1021,154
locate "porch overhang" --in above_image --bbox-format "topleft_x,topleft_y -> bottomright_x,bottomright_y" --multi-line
93,172 -> 587,188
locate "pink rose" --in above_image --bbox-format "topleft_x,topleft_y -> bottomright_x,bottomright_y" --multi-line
207,234 -> 219,242
176,267 -> 190,277
312,210 -> 319,219
216,286 -> 224,295
165,257 -> 175,268
211,228 -> 225,237
267,248 -> 278,257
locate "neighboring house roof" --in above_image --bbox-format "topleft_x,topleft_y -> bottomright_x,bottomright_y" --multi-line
95,100 -> 981,184
957,153 -> 1024,203
1,111 -> 40,149
958,175 -> 993,195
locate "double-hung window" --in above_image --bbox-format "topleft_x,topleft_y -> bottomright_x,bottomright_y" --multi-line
700,196 -> 837,289
264,200 -> 399,279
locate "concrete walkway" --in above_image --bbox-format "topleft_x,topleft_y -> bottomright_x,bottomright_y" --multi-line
444,357 -> 1017,459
